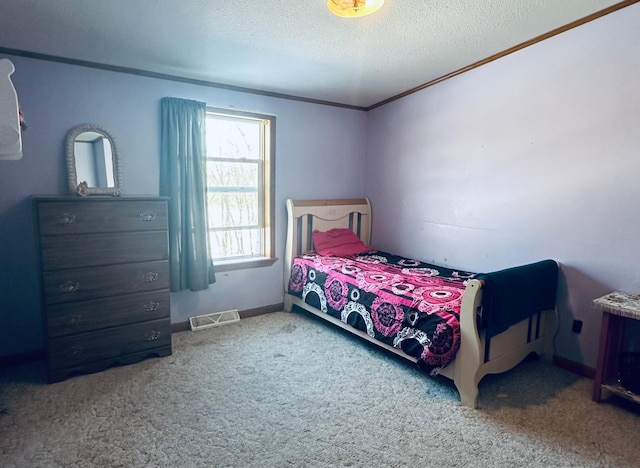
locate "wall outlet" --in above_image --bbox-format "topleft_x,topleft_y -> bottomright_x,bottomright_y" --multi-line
572,320 -> 583,334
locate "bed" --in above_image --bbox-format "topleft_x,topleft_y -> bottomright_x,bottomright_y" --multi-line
283,198 -> 559,408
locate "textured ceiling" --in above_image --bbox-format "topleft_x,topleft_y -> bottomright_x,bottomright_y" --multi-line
0,0 -> 628,108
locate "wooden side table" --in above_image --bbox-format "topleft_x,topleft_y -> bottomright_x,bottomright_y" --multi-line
592,291 -> 640,404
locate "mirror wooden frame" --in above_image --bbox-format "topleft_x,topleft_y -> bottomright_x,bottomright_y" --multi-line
65,123 -> 122,196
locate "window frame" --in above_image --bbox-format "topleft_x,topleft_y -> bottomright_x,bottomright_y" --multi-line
205,106 -> 277,272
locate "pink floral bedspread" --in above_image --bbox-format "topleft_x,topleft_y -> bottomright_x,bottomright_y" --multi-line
287,250 -> 477,373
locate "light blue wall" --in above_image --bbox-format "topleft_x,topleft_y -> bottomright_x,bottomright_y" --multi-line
0,56 -> 367,358
364,4 -> 640,369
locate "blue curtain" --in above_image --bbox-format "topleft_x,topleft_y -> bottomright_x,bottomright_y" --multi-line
160,97 -> 216,291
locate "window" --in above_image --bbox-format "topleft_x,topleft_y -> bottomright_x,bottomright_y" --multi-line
205,107 -> 276,271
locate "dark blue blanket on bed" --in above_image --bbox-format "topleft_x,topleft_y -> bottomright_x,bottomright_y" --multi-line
479,259 -> 558,339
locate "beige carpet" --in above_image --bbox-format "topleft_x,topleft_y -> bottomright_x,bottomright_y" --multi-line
1,311 -> 639,467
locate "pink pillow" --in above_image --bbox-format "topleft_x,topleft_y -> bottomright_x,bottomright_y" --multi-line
312,228 -> 374,256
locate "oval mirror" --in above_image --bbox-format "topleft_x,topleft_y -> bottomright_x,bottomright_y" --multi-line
65,124 -> 122,196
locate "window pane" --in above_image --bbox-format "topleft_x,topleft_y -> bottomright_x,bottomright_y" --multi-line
207,192 -> 259,228
206,118 -> 261,160
205,107 -> 274,265
209,228 -> 262,259
207,161 -> 258,189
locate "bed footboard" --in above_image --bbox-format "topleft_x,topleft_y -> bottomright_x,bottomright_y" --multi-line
446,279 -> 483,408
448,276 -> 558,408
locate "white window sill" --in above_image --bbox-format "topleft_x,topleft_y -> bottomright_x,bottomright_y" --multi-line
213,256 -> 278,272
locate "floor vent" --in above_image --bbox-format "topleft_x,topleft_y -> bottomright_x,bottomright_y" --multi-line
189,309 -> 240,331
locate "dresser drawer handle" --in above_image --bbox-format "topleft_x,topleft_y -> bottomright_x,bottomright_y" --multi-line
143,272 -> 159,283
64,346 -> 84,357
59,281 -> 80,292
139,211 -> 157,222
68,314 -> 82,324
56,213 -> 76,224
145,330 -> 161,341
143,301 -> 160,312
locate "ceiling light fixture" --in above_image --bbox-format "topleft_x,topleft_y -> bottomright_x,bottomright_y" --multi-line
327,0 -> 385,18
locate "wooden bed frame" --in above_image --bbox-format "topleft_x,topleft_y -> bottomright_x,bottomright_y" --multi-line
283,198 -> 558,408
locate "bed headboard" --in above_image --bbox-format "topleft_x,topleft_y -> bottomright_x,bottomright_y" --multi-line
284,198 -> 372,291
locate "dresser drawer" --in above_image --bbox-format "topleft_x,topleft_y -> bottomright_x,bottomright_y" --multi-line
43,260 -> 169,304
46,290 -> 170,337
40,231 -> 169,271
47,318 -> 171,370
40,230 -> 168,271
37,199 -> 168,235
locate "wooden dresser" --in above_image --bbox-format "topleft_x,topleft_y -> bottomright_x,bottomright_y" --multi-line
33,197 -> 172,382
